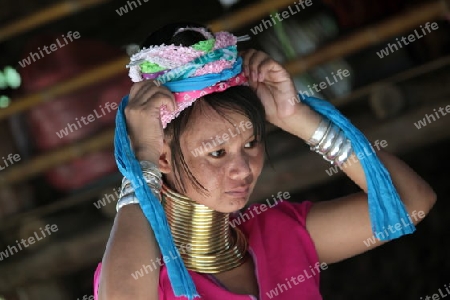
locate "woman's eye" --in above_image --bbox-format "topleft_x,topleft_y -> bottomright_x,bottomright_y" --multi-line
209,149 -> 225,158
244,140 -> 258,148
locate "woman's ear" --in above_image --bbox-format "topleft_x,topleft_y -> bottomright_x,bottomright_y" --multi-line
158,139 -> 172,174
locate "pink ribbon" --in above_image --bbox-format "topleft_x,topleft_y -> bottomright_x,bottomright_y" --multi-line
160,72 -> 248,128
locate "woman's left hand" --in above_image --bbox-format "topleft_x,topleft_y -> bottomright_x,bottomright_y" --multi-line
241,49 -> 303,128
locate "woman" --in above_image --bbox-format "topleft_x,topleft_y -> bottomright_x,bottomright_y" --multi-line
95,22 -> 436,299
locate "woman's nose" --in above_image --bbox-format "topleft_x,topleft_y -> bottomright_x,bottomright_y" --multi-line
228,153 -> 252,180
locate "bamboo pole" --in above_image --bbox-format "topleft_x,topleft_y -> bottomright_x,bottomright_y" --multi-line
0,57 -> 128,120
284,0 -> 450,74
1,1 -> 447,121
0,129 -> 114,185
207,0 -> 301,32
330,54 -> 450,107
0,0 -> 110,43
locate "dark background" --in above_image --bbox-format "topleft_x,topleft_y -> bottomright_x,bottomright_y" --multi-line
0,0 -> 449,299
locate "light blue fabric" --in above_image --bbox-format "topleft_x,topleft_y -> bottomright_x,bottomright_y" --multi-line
114,55 -> 414,299
300,94 -> 415,239
114,95 -> 199,299
163,56 -> 243,92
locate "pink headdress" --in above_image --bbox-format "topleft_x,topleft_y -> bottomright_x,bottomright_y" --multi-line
126,27 -> 251,128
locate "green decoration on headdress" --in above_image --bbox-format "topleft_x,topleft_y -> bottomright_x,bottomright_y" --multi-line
192,39 -> 215,52
140,61 -> 166,73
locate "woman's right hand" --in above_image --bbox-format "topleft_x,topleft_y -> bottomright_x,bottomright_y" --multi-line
125,80 -> 177,163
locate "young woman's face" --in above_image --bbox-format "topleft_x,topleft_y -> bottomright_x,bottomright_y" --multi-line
163,102 -> 265,213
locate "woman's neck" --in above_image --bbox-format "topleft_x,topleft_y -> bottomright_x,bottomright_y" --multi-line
160,183 -> 248,273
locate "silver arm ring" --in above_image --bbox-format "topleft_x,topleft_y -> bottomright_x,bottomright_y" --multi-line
334,140 -> 353,165
315,124 -> 339,155
324,131 -> 346,162
307,118 -> 331,146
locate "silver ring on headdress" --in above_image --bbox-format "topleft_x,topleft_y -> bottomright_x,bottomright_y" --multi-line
173,27 -> 215,40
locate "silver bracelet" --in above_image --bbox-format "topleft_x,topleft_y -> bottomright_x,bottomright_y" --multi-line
116,161 -> 163,212
334,140 -> 353,166
140,161 -> 162,177
307,118 -> 330,146
324,133 -> 346,162
314,124 -> 339,155
141,161 -> 162,191
307,117 -> 353,165
116,193 -> 139,212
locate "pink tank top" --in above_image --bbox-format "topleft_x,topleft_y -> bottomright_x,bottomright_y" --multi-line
94,201 -> 323,300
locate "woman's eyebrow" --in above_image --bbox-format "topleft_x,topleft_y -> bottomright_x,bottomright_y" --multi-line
195,130 -> 254,148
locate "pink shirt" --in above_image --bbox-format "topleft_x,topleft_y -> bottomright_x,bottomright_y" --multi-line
94,201 -> 323,300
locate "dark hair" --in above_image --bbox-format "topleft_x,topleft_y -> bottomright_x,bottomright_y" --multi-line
142,22 -> 267,195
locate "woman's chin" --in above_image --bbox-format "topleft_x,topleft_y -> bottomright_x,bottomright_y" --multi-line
220,196 -> 249,213
201,193 -> 250,213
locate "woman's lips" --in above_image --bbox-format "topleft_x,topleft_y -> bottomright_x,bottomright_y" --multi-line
225,187 -> 250,198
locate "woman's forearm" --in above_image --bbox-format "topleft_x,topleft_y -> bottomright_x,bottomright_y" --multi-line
339,150 -> 436,220
98,205 -> 160,300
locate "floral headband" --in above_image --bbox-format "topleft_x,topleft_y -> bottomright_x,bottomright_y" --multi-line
126,28 -> 250,128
